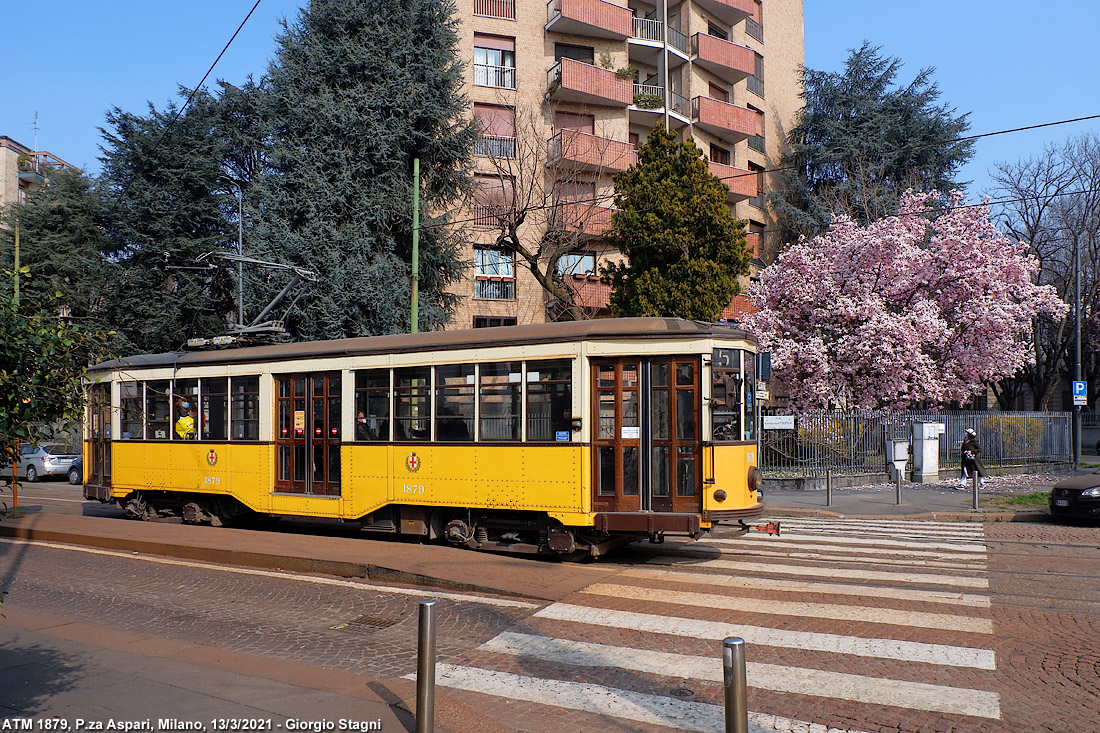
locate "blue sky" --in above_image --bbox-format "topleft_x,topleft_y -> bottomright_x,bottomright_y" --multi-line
3,1 -> 1097,198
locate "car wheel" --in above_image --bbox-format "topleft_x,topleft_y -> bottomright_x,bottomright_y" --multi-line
69,467 -> 81,485
25,465 -> 38,483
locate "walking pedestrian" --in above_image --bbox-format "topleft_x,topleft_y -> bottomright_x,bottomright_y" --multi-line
958,428 -> 986,489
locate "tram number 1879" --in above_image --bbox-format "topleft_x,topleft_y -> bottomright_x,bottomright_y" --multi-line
402,484 -> 425,494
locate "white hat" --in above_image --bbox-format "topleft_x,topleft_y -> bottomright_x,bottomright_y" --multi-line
965,427 -> 976,435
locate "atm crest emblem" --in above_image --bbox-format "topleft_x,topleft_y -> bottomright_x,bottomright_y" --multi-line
207,449 -> 218,466
406,452 -> 421,473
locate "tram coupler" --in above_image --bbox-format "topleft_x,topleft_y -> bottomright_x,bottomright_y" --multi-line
741,520 -> 781,536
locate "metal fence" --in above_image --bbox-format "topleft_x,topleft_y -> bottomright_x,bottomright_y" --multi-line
759,410 -> 1072,478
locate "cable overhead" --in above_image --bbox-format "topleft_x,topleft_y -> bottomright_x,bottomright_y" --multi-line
110,0 -> 264,207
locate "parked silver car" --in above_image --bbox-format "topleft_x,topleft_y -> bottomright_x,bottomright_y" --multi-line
3,443 -> 80,482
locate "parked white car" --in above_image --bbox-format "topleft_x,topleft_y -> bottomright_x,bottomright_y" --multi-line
3,443 -> 80,482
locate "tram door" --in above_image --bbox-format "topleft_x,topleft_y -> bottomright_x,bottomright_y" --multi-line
592,358 -> 701,514
87,382 -> 111,488
274,373 -> 341,496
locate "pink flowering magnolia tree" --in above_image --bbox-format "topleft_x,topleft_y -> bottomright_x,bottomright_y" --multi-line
743,191 -> 1068,410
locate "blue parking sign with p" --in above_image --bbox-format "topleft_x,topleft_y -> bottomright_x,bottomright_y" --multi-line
1073,381 -> 1087,406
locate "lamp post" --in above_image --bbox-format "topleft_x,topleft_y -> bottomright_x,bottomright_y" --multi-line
236,185 -> 244,328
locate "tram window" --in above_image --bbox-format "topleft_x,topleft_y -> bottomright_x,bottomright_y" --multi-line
744,352 -> 756,440
436,365 -> 474,441
675,363 -> 696,440
677,448 -> 696,497
231,376 -> 260,440
355,370 -> 390,441
598,446 -> 616,495
623,446 -> 640,496
479,362 -> 520,441
120,381 -> 143,439
527,359 -> 572,441
395,366 -> 431,441
172,379 -> 198,440
146,380 -> 171,440
201,378 -> 228,440
713,354 -> 744,442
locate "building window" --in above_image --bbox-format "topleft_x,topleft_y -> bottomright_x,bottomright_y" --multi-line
748,162 -> 765,209
474,104 -> 516,158
474,35 -> 516,89
473,316 -> 518,328
709,144 -> 731,166
473,175 -> 514,229
557,252 -> 597,276
473,0 -> 515,21
554,44 -> 594,64
747,53 -> 764,97
707,22 -> 728,41
708,82 -> 729,103
475,247 -> 516,300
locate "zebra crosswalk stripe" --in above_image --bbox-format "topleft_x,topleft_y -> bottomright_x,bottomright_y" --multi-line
536,602 -> 997,669
618,566 -> 992,607
414,664 -> 876,733
580,582 -> 994,633
647,555 -> 990,587
481,632 -> 1001,719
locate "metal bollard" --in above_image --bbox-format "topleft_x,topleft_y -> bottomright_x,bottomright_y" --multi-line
972,472 -> 979,511
896,465 -> 902,505
723,637 -> 748,733
825,470 -> 832,507
416,600 -> 437,733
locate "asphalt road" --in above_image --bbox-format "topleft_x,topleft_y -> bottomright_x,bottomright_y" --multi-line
1,480 -> 1099,732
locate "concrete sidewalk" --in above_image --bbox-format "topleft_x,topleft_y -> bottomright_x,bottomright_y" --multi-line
760,478 -> 1057,522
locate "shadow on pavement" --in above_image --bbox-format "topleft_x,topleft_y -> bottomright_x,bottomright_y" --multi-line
0,642 -> 83,716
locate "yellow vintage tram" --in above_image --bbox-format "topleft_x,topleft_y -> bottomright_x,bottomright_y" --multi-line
82,318 -> 764,558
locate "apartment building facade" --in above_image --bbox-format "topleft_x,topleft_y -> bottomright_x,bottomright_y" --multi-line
449,0 -> 804,328
0,136 -> 77,211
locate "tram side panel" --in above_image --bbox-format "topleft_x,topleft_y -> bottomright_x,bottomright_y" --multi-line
109,442 -> 275,514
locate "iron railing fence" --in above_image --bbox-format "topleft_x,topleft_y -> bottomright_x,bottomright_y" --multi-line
759,410 -> 1072,478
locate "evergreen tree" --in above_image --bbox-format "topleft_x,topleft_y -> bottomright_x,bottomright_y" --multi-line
98,91 -> 238,354
254,0 -> 476,340
770,42 -> 973,252
603,124 -> 750,321
0,170 -> 111,330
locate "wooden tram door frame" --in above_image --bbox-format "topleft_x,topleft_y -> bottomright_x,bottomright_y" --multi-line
274,373 -> 342,496
591,357 -> 701,515
88,382 -> 111,488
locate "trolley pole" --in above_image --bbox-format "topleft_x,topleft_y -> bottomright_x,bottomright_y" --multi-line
415,599 -> 436,733
723,637 -> 748,733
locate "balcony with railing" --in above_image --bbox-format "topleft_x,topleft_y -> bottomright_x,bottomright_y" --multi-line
691,33 -> 754,85
629,18 -> 689,65
745,17 -> 763,43
556,200 -> 615,238
546,0 -> 632,40
474,63 -> 516,90
474,276 -> 516,300
747,74 -> 764,98
474,0 -> 516,19
692,0 -> 753,26
564,275 -> 613,309
692,96 -> 757,143
548,129 -> 636,172
547,58 -> 633,106
707,160 -> 755,202
472,204 -> 514,230
475,134 -> 517,159
630,84 -> 690,127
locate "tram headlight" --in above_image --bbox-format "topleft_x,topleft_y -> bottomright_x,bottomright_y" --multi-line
747,465 -> 762,492
713,489 -> 727,503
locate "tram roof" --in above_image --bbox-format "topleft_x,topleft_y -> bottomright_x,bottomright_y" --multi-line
88,318 -> 754,373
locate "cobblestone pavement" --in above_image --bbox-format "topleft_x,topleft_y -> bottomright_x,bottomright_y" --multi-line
4,481 -> 1100,732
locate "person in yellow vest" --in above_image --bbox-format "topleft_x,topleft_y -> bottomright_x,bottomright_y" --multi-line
175,402 -> 196,440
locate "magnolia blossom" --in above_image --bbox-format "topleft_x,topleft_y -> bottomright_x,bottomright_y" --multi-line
743,191 -> 1068,410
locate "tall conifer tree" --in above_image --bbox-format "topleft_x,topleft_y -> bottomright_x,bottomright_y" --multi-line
603,124 -> 750,321
255,0 -> 476,339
